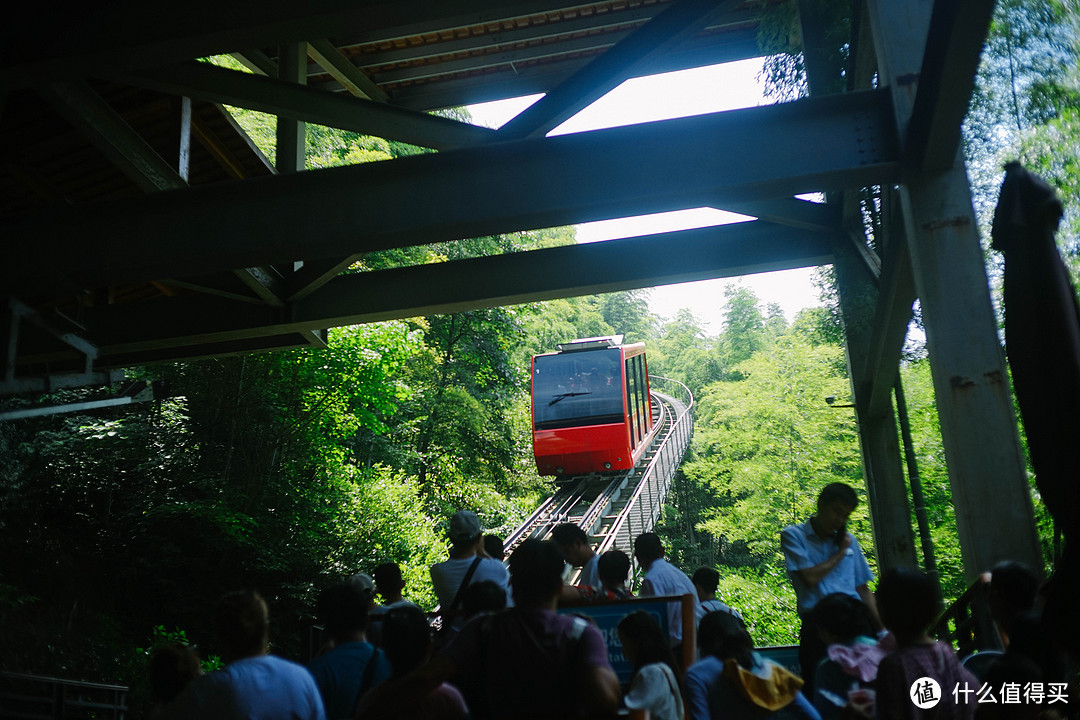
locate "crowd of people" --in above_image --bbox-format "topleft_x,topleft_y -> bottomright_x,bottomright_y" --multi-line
147,486 -> 1075,720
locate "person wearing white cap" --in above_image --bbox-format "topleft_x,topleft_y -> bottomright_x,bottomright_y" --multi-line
430,510 -> 511,634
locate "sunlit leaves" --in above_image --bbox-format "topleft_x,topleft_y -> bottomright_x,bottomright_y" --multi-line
717,567 -> 801,645
686,332 -> 862,561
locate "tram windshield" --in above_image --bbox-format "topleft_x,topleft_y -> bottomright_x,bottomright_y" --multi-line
533,349 -> 623,429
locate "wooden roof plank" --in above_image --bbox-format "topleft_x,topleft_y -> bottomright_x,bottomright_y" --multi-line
379,25 -> 760,110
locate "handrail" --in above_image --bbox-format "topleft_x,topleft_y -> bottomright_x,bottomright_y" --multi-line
576,398 -> 669,537
501,374 -> 695,588
931,575 -> 1001,658
598,379 -> 694,561
0,671 -> 128,719
0,672 -> 128,692
648,375 -> 695,417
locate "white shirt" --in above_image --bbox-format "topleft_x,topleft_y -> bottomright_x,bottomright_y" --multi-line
581,552 -> 600,588
639,558 -> 701,644
367,599 -> 422,646
430,555 -> 512,629
624,662 -> 684,720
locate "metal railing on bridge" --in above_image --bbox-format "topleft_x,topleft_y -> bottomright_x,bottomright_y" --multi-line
597,375 -> 694,559
932,575 -> 1001,659
501,375 -> 694,576
0,671 -> 128,720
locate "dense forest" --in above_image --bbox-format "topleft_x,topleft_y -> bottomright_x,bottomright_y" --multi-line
1,0 -> 1076,715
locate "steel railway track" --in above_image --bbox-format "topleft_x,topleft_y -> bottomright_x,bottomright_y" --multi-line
503,377 -> 693,580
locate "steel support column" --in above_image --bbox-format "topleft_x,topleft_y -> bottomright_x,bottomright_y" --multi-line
276,41 -> 307,174
899,165 -> 1042,579
797,0 -> 914,572
868,0 -> 1042,580
832,227 -> 917,573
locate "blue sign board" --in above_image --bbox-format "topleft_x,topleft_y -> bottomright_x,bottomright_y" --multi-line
558,595 -> 688,684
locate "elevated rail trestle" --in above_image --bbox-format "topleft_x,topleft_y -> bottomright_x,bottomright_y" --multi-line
506,375 -> 694,582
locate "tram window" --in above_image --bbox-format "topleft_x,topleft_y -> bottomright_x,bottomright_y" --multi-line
635,355 -> 648,433
626,357 -> 638,445
633,355 -> 646,439
642,360 -> 650,429
533,350 -> 623,429
634,356 -> 645,440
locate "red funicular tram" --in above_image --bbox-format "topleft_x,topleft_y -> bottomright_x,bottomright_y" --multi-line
530,336 -> 654,477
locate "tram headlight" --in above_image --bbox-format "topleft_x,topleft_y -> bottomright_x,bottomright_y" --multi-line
604,462 -> 612,470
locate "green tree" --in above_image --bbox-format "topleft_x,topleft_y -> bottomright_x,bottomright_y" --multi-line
648,308 -> 721,394
716,284 -> 767,376
598,289 -> 657,343
966,0 -> 1080,277
654,310 -> 867,643
686,332 -> 863,558
1016,106 -> 1080,263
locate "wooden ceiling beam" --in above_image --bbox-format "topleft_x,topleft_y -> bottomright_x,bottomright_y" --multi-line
306,38 -> 389,102
230,48 -> 279,76
38,81 -> 188,193
36,81 -> 288,309
1,1 -> 620,87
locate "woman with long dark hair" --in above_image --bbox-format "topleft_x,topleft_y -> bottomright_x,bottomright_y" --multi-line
617,611 -> 684,720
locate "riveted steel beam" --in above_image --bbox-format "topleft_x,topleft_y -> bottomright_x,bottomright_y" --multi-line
3,89 -> 896,295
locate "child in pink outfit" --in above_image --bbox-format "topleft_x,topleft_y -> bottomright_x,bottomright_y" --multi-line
875,567 -> 977,720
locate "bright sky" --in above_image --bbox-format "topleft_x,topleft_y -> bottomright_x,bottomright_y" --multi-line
467,58 -> 824,334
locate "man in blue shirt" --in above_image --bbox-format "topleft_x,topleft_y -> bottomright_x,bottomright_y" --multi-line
781,482 -> 881,695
